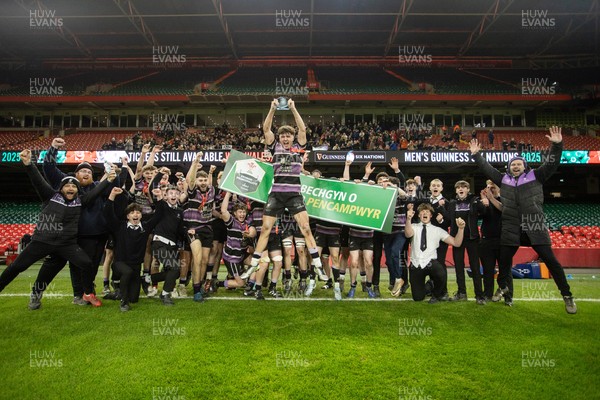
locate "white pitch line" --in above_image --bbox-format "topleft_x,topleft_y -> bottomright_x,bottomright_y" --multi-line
1,293 -> 599,302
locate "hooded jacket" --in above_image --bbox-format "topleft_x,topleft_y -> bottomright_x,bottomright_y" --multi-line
26,163 -> 110,246
43,146 -> 125,237
473,141 -> 562,246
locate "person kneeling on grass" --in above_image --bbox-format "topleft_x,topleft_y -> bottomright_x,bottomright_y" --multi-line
103,187 -> 163,312
216,191 -> 257,294
404,203 -> 465,303
0,149 -> 114,310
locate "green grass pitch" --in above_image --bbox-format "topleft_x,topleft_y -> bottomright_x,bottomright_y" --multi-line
0,264 -> 598,400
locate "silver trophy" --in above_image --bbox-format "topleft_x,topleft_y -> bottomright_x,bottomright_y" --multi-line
276,96 -> 290,111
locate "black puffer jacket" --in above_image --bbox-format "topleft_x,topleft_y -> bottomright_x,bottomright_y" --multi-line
27,164 -> 110,246
473,141 -> 562,246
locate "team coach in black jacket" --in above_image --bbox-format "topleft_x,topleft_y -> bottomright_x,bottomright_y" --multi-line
468,126 -> 576,314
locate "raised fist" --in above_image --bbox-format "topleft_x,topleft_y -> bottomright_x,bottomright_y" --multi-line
20,149 -> 32,166
51,138 -> 66,149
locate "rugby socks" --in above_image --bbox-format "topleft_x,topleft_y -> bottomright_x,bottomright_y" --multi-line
179,277 -> 188,286
299,270 -> 308,281
206,264 -> 214,278
366,282 -> 372,288
339,270 -> 346,283
360,271 -> 366,281
332,267 -> 340,282
308,248 -> 321,267
284,270 -> 292,280
193,283 -> 202,294
251,252 -> 261,267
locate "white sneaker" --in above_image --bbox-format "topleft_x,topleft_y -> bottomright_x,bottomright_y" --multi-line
176,283 -> 187,298
333,282 -> 342,301
147,286 -> 158,298
391,278 -> 404,297
240,266 -> 256,280
304,279 -> 316,296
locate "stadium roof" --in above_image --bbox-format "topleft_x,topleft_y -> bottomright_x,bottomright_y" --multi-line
0,0 -> 598,68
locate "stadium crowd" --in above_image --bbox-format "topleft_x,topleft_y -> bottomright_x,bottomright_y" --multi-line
101,121 -> 482,152
0,101 -> 577,315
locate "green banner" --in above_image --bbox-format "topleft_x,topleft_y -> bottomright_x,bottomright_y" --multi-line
220,150 -> 273,203
299,176 -> 397,233
220,150 -> 398,232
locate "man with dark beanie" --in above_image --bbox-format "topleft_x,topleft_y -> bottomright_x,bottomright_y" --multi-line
0,149 -> 113,310
469,126 -> 576,314
40,137 -> 124,305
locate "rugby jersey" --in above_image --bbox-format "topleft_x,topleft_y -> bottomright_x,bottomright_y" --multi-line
223,216 -> 251,264
349,227 -> 374,239
250,202 -> 277,235
268,141 -> 305,193
388,197 -> 407,235
183,186 -> 215,228
133,178 -> 154,215
315,219 -> 341,236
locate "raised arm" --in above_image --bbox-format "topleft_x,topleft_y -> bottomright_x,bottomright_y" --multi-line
186,152 -> 203,190
81,170 -> 115,206
263,99 -> 278,146
146,144 -> 162,169
535,126 -> 563,182
342,159 -> 352,181
443,218 -> 465,247
469,139 -> 503,186
220,191 -> 232,222
103,187 -> 124,229
388,157 -> 406,187
22,149 -> 55,201
404,206 -> 415,238
208,165 -> 216,187
43,138 -> 67,189
288,99 -> 306,146
362,161 -> 375,182
134,142 -> 151,180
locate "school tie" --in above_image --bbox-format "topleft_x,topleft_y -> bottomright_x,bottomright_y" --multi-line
420,225 -> 427,251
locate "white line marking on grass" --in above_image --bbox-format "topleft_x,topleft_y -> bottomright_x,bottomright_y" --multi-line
1,293 -> 600,302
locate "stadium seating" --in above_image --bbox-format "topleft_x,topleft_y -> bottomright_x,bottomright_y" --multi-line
0,131 -> 154,151
422,130 -> 600,151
